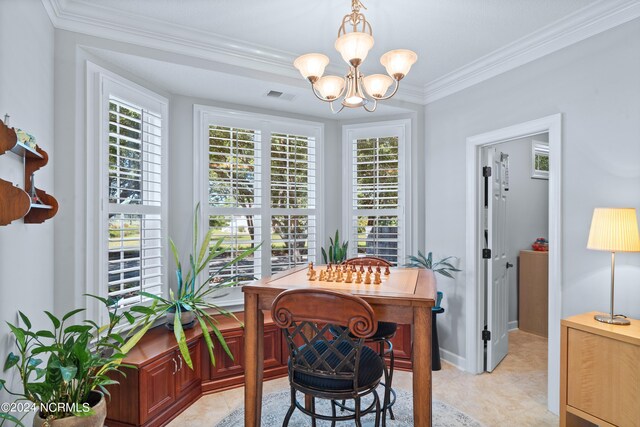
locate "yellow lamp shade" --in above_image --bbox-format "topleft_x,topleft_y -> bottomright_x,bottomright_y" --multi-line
380,49 -> 417,80
363,74 -> 394,98
314,75 -> 345,100
293,53 -> 330,83
587,208 -> 640,252
334,32 -> 374,66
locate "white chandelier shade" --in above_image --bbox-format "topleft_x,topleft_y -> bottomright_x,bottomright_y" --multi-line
293,53 -> 329,82
293,0 -> 417,113
380,49 -> 418,80
334,32 -> 375,66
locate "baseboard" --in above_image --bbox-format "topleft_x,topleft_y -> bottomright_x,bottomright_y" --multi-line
439,348 -> 466,371
508,320 -> 519,331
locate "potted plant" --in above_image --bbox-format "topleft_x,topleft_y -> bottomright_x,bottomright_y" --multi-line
321,229 -> 349,264
405,250 -> 462,278
0,297 -> 155,427
140,204 -> 260,370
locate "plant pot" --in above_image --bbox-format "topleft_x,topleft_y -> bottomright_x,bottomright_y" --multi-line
32,391 -> 106,427
166,310 -> 196,330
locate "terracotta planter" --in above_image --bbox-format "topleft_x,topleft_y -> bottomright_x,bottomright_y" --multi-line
32,391 -> 106,427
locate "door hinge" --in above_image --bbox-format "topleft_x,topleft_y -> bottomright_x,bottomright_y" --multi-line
482,329 -> 491,341
482,248 -> 492,259
482,166 -> 492,177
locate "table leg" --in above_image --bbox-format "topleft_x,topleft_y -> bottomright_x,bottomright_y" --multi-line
244,293 -> 264,427
413,306 -> 432,426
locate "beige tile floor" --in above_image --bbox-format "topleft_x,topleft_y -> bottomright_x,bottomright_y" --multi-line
169,330 -> 557,427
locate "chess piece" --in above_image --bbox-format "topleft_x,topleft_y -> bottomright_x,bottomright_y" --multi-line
374,271 -> 381,285
328,263 -> 333,271
309,269 -> 317,281
319,270 -> 325,281
376,265 -> 382,274
355,271 -> 363,284
364,271 -> 372,285
368,265 -> 373,274
326,271 -> 334,282
345,270 -> 353,283
335,270 -> 343,282
307,262 -> 314,276
384,266 -> 391,276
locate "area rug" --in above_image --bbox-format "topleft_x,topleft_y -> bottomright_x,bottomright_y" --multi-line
215,388 -> 484,426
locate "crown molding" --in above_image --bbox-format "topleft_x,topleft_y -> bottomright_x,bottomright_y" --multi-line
42,0 -> 640,107
423,0 -> 640,104
40,0 -> 425,105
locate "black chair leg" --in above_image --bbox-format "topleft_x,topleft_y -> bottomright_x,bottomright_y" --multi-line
283,387 -> 296,427
354,397 -> 362,427
388,341 -> 395,420
374,391 -> 381,427
310,396 -> 317,427
331,400 -> 337,427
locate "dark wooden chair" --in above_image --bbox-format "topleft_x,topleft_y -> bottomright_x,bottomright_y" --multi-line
338,256 -> 397,425
272,289 -> 383,427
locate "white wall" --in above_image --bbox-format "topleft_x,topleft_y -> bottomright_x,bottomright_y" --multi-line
0,0 -> 55,417
492,136 -> 549,324
425,17 -> 640,364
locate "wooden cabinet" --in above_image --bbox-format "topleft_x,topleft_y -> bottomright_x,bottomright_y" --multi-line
106,312 -> 414,426
518,250 -> 548,337
560,312 -> 640,427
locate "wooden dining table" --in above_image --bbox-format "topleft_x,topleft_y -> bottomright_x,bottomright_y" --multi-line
242,265 -> 437,426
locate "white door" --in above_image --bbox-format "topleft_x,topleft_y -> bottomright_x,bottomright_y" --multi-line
486,148 -> 509,372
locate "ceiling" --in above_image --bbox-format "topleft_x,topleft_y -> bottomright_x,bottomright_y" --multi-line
44,0 -> 639,116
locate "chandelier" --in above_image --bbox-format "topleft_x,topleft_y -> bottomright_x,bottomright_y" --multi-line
293,0 -> 417,113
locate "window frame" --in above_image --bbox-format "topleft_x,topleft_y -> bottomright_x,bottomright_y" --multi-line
87,63 -> 169,324
193,105 -> 324,307
341,120 -> 412,265
531,140 -> 550,180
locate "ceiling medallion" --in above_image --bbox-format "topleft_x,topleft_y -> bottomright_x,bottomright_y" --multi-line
293,0 -> 417,113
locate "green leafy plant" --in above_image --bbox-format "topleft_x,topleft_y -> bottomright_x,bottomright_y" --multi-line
321,229 -> 349,264
405,251 -> 462,278
140,203 -> 261,371
0,297 -> 155,425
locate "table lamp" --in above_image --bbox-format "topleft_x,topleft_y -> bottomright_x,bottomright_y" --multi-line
587,207 -> 640,325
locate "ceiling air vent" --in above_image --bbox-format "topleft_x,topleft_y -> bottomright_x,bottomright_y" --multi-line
265,90 -> 295,101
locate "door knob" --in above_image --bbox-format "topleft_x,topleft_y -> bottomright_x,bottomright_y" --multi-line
506,262 -> 514,269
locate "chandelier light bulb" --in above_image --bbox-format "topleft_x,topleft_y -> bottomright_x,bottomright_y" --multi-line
334,32 -> 374,67
293,53 -> 330,83
363,74 -> 394,98
380,49 -> 418,80
314,76 -> 346,100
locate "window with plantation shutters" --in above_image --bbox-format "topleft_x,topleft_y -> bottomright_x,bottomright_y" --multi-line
343,121 -> 410,267
107,97 -> 164,307
270,132 -> 317,273
200,110 -> 323,293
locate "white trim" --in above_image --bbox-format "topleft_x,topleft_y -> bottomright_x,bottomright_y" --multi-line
44,0 -> 640,107
193,104 -> 325,289
341,119 -> 412,265
423,0 -> 640,103
439,348 -> 467,371
85,61 -> 169,323
508,320 -> 519,332
465,113 -> 562,414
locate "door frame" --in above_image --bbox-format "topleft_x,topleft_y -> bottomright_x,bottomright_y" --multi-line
465,114 -> 562,414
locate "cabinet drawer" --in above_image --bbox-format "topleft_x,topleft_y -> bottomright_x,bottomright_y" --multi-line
567,328 -> 640,427
210,329 -> 244,380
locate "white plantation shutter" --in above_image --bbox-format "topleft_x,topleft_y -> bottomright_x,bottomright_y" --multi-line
208,126 -> 262,281
348,133 -> 404,266
107,97 -> 164,307
270,133 -> 317,273
201,112 -> 322,288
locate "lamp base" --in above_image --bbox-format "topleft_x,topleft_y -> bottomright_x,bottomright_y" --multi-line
594,313 -> 631,325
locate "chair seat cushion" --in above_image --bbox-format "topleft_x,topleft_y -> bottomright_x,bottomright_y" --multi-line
330,321 -> 398,341
290,340 -> 384,391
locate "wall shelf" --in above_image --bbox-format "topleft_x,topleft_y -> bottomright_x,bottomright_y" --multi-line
0,119 -> 58,226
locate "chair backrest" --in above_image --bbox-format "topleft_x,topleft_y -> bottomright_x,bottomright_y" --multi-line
272,289 -> 378,388
342,256 -> 392,267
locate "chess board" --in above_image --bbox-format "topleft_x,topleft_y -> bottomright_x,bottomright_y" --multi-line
267,266 -> 419,296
